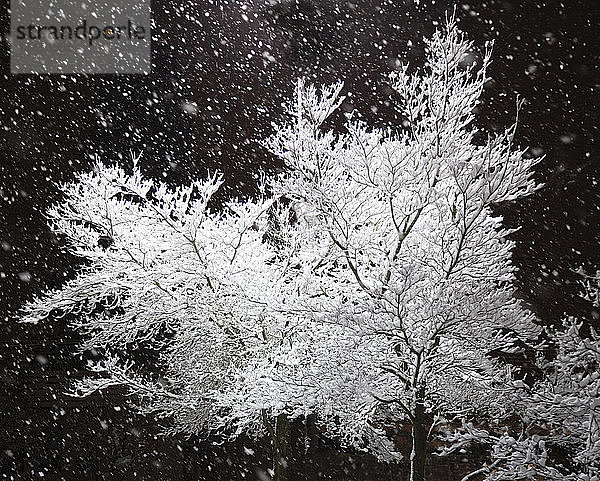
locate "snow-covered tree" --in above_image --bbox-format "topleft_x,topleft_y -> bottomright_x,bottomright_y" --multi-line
450,276 -> 600,481
19,156 -> 297,478
263,20 -> 542,481
20,19 -> 544,481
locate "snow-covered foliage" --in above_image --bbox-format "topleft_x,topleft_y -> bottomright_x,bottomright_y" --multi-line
20,155 -> 292,439
526,320 -> 600,480
445,277 -> 600,481
264,20 -> 542,474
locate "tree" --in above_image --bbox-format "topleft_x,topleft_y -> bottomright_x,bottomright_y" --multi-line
20,156 -> 296,479
21,20 -> 543,481
263,20 -> 541,481
449,275 -> 600,481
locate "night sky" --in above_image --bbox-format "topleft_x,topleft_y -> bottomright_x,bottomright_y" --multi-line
1,0 -> 599,479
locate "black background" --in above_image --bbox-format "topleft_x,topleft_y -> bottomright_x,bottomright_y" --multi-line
1,0 -> 599,479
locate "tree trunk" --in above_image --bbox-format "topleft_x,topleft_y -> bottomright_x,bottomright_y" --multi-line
273,413 -> 290,481
261,411 -> 290,481
304,414 -> 319,481
410,394 -> 427,481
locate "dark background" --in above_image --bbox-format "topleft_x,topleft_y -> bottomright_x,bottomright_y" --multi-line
1,0 -> 599,479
